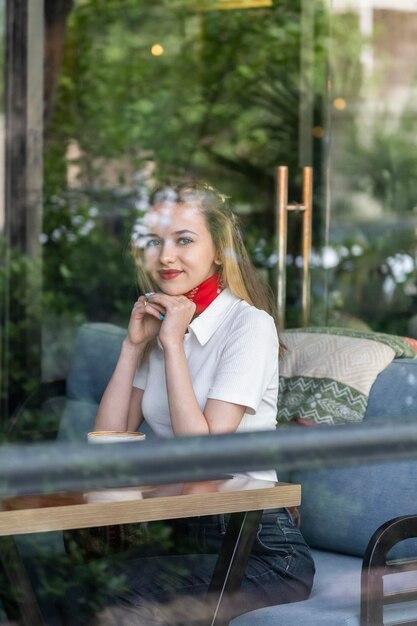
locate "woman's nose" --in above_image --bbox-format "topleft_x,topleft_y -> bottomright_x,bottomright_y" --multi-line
159,240 -> 176,264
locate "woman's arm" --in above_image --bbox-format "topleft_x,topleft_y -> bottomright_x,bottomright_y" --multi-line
94,340 -> 145,432
94,295 -> 162,432
163,343 -> 246,435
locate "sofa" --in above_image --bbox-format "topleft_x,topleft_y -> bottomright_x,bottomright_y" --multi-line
55,323 -> 417,625
233,357 -> 417,625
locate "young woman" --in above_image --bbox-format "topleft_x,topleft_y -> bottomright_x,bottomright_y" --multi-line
93,181 -> 314,625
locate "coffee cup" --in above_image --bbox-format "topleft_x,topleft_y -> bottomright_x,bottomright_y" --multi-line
85,488 -> 144,503
87,431 -> 146,444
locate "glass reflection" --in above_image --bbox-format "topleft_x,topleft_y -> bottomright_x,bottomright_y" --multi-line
323,0 -> 417,335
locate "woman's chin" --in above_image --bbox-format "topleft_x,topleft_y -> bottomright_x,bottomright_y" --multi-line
157,284 -> 187,296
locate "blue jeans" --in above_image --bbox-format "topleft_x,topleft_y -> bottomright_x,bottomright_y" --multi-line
90,509 -> 315,625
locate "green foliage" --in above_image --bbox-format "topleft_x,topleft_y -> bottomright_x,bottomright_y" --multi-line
343,117 -> 417,215
31,534 -> 131,615
324,78 -> 417,334
41,1 -> 417,346
25,0 -> 417,370
46,0 -> 327,194
0,239 -> 43,411
22,520 -> 183,618
42,189 -> 138,323
306,224 -> 417,335
42,0 -> 330,331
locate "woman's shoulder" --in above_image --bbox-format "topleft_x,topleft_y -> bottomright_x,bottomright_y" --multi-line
229,296 -> 278,337
232,295 -> 275,322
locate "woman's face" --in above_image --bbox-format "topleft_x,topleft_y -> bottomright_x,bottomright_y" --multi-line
140,202 -> 219,295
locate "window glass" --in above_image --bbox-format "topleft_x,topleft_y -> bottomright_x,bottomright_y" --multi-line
1,1 -> 417,624
323,1 -> 417,334
39,0 -> 327,429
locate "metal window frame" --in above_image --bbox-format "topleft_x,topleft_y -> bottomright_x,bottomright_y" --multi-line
2,0 -> 44,422
0,420 -> 417,498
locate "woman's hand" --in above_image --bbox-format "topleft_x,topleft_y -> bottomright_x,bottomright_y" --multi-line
146,293 -> 196,348
126,295 -> 163,346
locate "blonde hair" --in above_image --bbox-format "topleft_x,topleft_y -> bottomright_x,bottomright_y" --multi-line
132,179 -> 280,334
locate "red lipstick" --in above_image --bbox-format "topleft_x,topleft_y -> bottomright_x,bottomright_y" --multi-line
158,269 -> 183,280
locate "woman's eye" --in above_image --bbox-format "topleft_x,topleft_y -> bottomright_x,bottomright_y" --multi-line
178,237 -> 193,245
145,239 -> 161,248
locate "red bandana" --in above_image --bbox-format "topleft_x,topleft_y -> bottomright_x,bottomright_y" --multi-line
185,273 -> 223,315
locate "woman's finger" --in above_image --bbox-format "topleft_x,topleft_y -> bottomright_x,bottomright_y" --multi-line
132,298 -> 146,314
144,302 -> 165,321
144,292 -> 173,307
146,293 -> 192,311
146,301 -> 166,314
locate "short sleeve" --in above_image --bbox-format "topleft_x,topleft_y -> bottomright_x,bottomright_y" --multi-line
133,357 -> 149,390
207,309 -> 278,414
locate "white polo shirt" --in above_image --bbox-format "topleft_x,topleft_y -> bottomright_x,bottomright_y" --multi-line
133,289 -> 279,481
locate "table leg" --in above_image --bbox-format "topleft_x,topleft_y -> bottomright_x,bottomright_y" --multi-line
208,509 -> 263,626
0,536 -> 44,626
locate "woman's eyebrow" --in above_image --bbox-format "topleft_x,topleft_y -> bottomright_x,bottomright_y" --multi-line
138,229 -> 198,238
173,229 -> 198,236
138,232 -> 159,238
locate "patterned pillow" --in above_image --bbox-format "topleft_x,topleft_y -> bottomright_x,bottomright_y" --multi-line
293,327 -> 417,359
278,329 -> 398,426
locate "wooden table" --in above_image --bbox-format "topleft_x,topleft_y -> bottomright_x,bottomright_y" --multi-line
0,475 -> 300,626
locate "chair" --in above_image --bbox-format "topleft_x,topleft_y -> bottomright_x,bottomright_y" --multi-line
361,515 -> 417,626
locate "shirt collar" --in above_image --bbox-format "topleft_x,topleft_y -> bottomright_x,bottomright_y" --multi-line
188,288 -> 241,346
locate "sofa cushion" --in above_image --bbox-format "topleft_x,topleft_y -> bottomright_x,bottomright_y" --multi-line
365,358 -> 417,420
294,460 -> 417,558
278,330 -> 396,426
57,398 -> 99,441
66,323 -> 126,404
287,358 -> 417,558
231,549 -> 417,626
57,323 -> 126,442
231,549 -> 362,626
59,323 -> 158,442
